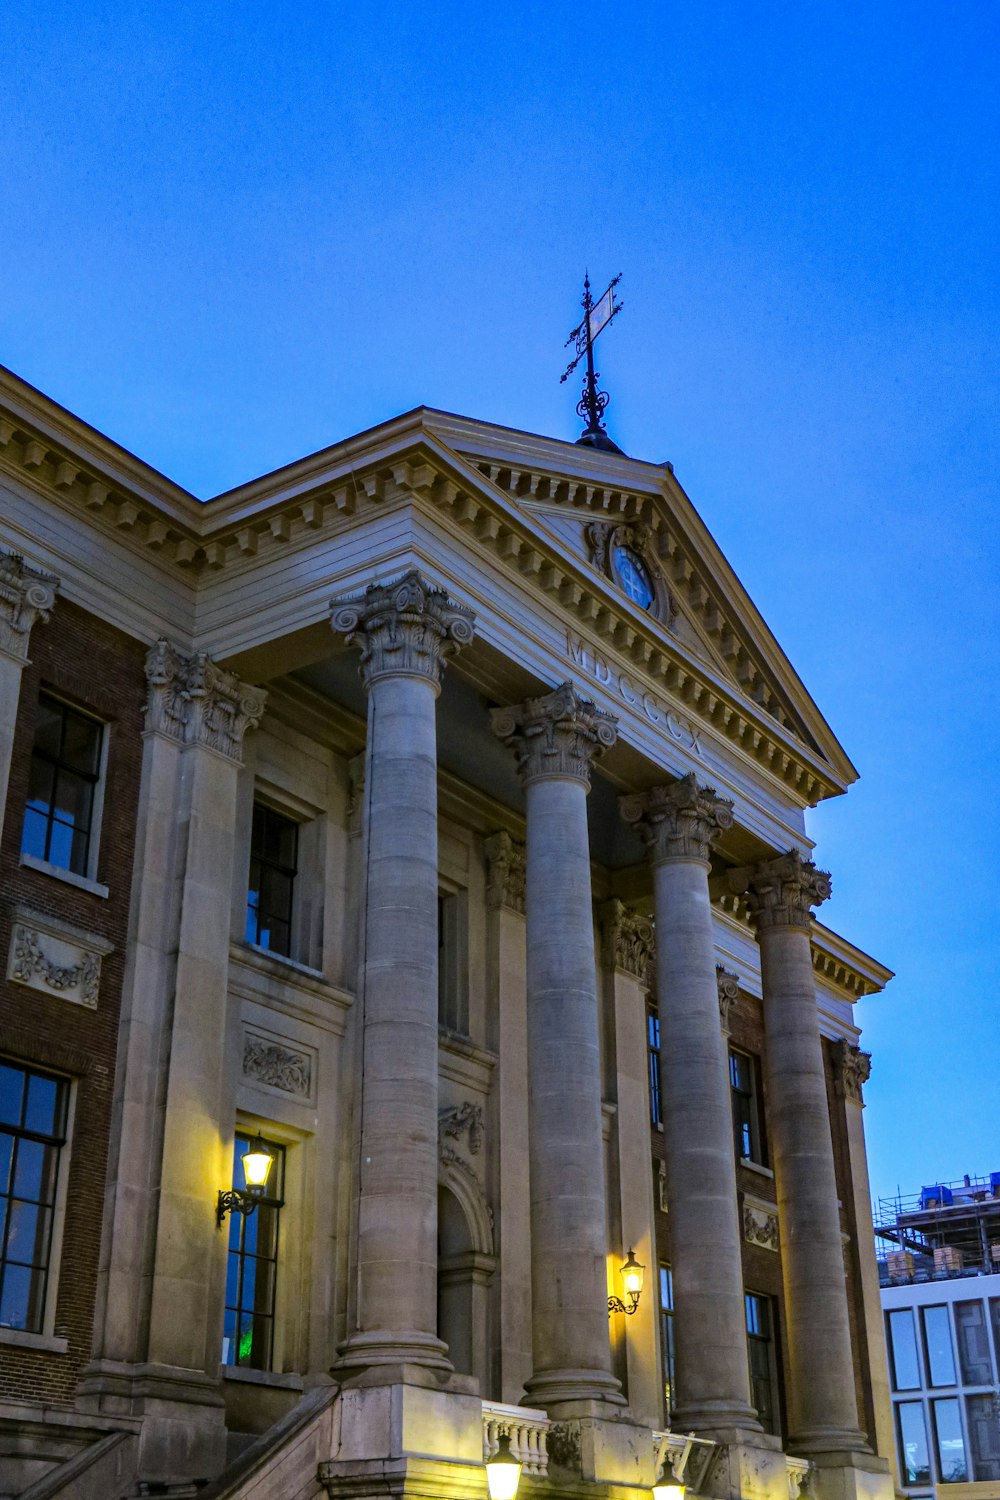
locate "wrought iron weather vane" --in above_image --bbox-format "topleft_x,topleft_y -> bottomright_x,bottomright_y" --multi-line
560,272 -> 624,453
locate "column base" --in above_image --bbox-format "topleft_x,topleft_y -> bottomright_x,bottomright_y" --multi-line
523,1366 -> 626,1416
334,1329 -> 454,1378
806,1451 -> 893,1500
789,1426 -> 872,1458
75,1359 -> 226,1488
669,1397 -> 763,1441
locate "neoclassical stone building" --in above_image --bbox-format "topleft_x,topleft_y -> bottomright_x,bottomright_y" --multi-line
0,367 -> 895,1500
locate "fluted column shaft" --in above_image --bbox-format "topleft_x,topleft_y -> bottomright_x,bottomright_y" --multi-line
740,853 -> 868,1457
621,777 -> 759,1438
333,571 -> 474,1372
492,684 -> 623,1413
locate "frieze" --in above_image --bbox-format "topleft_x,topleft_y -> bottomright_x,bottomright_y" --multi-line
7,909 -> 112,1010
242,1033 -> 313,1098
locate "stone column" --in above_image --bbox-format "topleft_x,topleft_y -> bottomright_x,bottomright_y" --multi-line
491,683 -> 623,1413
484,831 -> 533,1403
737,853 -> 869,1458
619,776 -> 760,1438
599,899 -> 661,1428
81,641 -> 266,1486
0,552 -> 58,844
332,570 -> 474,1374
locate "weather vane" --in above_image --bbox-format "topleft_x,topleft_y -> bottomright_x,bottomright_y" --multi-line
560,272 -> 624,452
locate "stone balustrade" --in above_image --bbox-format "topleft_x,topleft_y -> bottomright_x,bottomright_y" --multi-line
482,1402 -> 550,1475
785,1457 -> 812,1499
652,1430 -> 719,1495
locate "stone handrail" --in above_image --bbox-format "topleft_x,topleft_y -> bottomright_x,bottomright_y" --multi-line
785,1456 -> 812,1499
482,1401 -> 550,1476
652,1430 -> 718,1495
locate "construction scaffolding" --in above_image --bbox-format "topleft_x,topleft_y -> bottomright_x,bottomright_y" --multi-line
875,1173 -> 1000,1285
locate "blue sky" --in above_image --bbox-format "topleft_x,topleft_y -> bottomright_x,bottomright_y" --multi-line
1,1 -> 997,1203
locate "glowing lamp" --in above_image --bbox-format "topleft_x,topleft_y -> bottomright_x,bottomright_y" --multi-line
652,1454 -> 686,1500
486,1432 -> 522,1500
608,1248 -> 645,1315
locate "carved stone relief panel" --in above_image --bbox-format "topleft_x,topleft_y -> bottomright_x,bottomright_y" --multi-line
742,1193 -> 780,1253
7,907 -> 113,1010
241,1027 -> 316,1103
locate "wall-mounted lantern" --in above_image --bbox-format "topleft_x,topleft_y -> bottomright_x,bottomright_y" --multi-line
652,1454 -> 686,1500
485,1432 -> 522,1500
607,1247 -> 645,1315
216,1134 -> 276,1226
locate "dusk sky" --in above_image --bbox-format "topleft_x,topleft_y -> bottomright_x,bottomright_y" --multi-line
1,1 -> 997,1206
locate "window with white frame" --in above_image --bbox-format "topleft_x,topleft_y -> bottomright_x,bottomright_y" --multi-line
21,694 -> 106,880
730,1047 -> 766,1167
0,1061 -> 69,1333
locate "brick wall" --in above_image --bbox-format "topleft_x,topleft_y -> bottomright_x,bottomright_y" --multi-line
0,599 -> 145,1407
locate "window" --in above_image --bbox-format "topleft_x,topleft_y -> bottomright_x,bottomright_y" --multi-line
223,1132 -> 285,1370
21,694 -> 104,878
966,1394 -> 1000,1481
897,1401 -> 931,1486
0,1061 -> 68,1332
922,1304 -> 956,1387
887,1308 -> 922,1391
955,1300 -> 993,1385
931,1396 -> 969,1482
746,1292 -> 779,1435
613,547 -> 654,610
245,803 -> 298,958
647,1002 -> 662,1127
659,1265 -> 676,1425
437,890 -> 468,1035
730,1048 -> 765,1166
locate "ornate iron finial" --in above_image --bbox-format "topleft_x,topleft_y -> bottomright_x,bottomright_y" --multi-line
560,272 -> 624,453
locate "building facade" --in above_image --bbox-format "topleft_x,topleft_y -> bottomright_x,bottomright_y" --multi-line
0,366 -> 895,1500
878,1176 -> 1000,1497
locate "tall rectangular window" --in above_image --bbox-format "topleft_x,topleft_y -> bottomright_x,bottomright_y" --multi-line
932,1396 -> 969,1482
955,1300 -> 993,1385
966,1394 -> 1000,1481
746,1292 -> 779,1435
245,803 -> 298,958
222,1132 -> 285,1370
897,1401 -> 931,1486
437,892 -> 467,1034
730,1048 -> 765,1165
659,1264 -> 676,1426
0,1061 -> 69,1333
887,1308 -> 922,1390
922,1304 -> 957,1387
647,1002 -> 662,1127
21,694 -> 104,878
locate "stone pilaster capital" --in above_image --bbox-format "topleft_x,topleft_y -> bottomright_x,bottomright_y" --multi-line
330,569 -> 475,692
144,638 -> 266,761
728,850 -> 832,932
490,682 -> 617,789
716,966 -> 741,1033
833,1039 -> 871,1105
484,830 -> 526,914
0,552 -> 59,664
618,773 -> 734,865
600,899 -> 654,981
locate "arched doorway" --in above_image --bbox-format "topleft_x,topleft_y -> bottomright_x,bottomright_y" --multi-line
437,1166 -> 496,1392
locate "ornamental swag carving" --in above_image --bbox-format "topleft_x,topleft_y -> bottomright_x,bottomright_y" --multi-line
8,922 -> 103,1009
242,1034 -> 312,1098
144,638 -> 266,760
0,552 -> 58,663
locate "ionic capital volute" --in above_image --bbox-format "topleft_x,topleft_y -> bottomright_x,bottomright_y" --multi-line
716,966 -> 741,1034
330,569 -> 475,692
0,552 -> 59,664
490,682 -> 617,789
144,638 -> 266,761
618,773 -> 734,865
727,850 -> 832,932
600,898 -> 654,981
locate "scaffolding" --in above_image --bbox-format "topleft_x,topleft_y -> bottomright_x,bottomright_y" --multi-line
875,1173 -> 1000,1285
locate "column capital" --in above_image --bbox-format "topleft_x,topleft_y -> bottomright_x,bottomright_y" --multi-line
144,639 -> 266,761
0,552 -> 58,664
716,966 -> 741,1033
330,569 -> 475,691
490,682 -> 617,789
618,773 -> 734,864
600,898 -> 653,981
484,830 -> 526,914
833,1039 -> 872,1105
731,850 -> 832,931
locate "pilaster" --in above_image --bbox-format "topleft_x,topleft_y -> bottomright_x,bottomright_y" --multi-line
0,551 -> 58,847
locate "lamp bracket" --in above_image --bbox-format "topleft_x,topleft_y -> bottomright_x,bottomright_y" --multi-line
216,1189 -> 261,1227
607,1291 -> 641,1316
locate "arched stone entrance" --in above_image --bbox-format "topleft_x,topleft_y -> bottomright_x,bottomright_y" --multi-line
437,1160 -> 496,1392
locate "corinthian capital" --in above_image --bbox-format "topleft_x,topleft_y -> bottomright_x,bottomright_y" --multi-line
618,773 -> 734,864
833,1039 -> 872,1105
484,831 -> 526,914
716,966 -> 741,1033
490,682 -> 617,788
144,639 -> 266,761
0,552 -> 58,664
600,899 -> 654,981
330,569 -> 475,692
731,851 -> 832,931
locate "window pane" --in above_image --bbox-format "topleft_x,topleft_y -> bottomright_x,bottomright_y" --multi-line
889,1309 -> 922,1390
0,1262 -> 35,1329
955,1301 -> 993,1385
24,1075 -> 59,1137
20,806 -> 50,862
933,1397 -> 969,1482
898,1402 -> 931,1485
0,1136 -> 12,1194
967,1394 -> 1000,1481
60,710 -> 101,775
33,699 -> 63,760
0,1069 -> 24,1128
26,756 -> 55,815
923,1305 -> 957,1386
